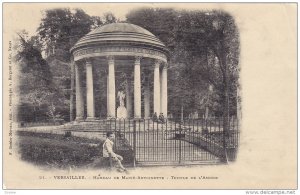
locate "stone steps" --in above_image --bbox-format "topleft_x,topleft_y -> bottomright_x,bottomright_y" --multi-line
61,121 -> 111,132
16,120 -> 210,134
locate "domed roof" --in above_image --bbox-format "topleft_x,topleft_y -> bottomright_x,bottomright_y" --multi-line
71,22 -> 167,51
87,23 -> 155,37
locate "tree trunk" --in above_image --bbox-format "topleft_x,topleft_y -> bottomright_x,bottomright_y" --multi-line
216,45 -> 230,163
222,73 -> 230,163
237,79 -> 242,122
205,106 -> 209,120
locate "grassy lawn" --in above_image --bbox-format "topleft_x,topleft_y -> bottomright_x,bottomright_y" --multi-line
17,131 -> 133,170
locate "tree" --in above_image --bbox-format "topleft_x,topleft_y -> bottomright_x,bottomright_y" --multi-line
174,10 -> 240,161
126,8 -> 240,133
15,32 -> 53,88
127,8 -> 209,117
103,12 -> 118,24
15,32 -> 64,122
37,8 -> 106,121
38,8 -> 102,61
15,9 -> 120,122
126,8 -> 177,49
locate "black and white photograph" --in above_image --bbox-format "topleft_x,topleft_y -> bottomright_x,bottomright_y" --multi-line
2,2 -> 297,190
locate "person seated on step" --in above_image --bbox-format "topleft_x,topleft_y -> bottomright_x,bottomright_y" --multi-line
158,113 -> 165,124
152,112 -> 158,122
103,132 -> 127,173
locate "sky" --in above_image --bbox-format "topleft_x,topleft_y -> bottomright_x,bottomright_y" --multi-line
4,3 -> 227,37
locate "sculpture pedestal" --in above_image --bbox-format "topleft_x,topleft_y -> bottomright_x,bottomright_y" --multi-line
117,106 -> 127,119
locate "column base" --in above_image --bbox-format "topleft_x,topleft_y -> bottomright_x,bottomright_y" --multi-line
75,117 -> 84,122
85,117 -> 97,121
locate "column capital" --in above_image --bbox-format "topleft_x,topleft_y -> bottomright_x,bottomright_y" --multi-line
106,55 -> 114,63
85,58 -> 92,65
75,62 -> 80,68
154,59 -> 163,68
134,56 -> 142,64
162,63 -> 168,69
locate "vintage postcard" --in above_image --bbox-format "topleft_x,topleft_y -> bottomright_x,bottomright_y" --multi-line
2,2 -> 297,190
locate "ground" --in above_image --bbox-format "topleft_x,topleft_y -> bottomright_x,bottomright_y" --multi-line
16,131 -> 133,170
16,119 -> 238,169
126,131 -> 220,164
16,130 -> 221,169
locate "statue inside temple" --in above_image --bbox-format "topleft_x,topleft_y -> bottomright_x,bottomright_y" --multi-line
117,91 -> 125,107
117,90 -> 127,119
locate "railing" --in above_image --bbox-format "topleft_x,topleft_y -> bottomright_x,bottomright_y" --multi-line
18,117 -> 240,166
108,117 -> 239,165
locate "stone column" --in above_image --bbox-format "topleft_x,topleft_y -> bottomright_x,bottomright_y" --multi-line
106,74 -> 109,116
161,64 -> 168,118
69,57 -> 75,121
160,67 -> 163,114
75,63 -> 84,121
153,60 -> 161,116
107,56 -> 116,118
134,56 -> 142,118
125,76 -> 132,118
144,76 -> 150,119
86,59 -> 95,120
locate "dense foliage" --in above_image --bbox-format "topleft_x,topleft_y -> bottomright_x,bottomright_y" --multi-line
126,8 -> 240,118
15,9 -> 109,122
